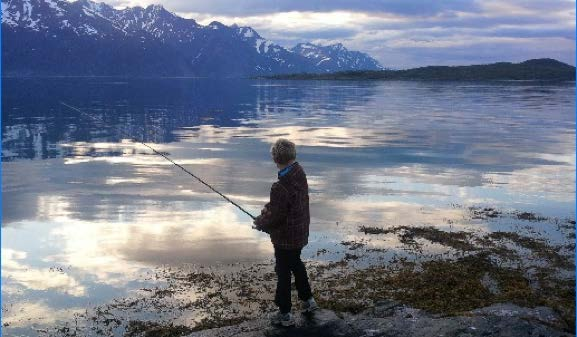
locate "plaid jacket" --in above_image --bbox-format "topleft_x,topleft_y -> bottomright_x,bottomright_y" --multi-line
255,162 -> 310,250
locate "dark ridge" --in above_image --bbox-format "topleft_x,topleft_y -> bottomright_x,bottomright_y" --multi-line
263,58 -> 576,81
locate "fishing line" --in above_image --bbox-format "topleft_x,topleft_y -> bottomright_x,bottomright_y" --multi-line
60,101 -> 257,220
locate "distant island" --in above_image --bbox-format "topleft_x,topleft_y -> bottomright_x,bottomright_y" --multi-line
262,59 -> 576,81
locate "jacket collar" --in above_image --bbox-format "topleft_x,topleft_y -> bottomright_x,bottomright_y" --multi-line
278,162 -> 298,179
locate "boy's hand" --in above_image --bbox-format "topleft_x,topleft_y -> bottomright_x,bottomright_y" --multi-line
253,204 -> 272,232
252,216 -> 262,231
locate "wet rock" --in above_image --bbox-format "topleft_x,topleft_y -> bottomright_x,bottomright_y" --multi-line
184,303 -> 573,337
185,309 -> 361,337
264,309 -> 360,337
471,303 -> 569,332
351,313 -> 572,337
369,300 -> 404,318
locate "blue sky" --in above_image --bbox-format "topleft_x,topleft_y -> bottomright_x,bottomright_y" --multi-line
104,0 -> 575,68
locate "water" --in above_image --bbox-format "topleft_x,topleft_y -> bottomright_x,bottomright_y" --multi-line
2,78 -> 575,334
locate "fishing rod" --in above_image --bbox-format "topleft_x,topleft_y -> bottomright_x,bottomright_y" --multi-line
60,101 -> 257,220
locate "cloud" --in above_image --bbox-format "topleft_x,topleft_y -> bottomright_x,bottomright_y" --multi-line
372,37 -> 575,68
105,0 -> 480,16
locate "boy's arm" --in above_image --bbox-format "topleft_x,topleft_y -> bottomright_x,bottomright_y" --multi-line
254,183 -> 288,233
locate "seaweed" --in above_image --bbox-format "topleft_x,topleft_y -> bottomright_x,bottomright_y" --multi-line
341,241 -> 365,250
488,232 -> 574,270
516,212 -> 548,221
125,321 -> 192,337
360,225 -> 476,252
359,226 -> 394,235
469,207 -> 501,219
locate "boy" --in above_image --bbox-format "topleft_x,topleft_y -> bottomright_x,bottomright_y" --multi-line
253,138 -> 319,327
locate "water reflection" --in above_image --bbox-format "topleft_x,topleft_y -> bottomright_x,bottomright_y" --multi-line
1,78 -> 575,333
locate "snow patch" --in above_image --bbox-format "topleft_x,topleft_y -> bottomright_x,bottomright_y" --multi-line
83,8 -> 95,17
45,0 -> 59,9
45,0 -> 64,16
262,40 -> 274,53
81,24 -> 98,35
83,1 -> 105,16
150,4 -> 163,12
255,38 -> 265,53
302,50 -> 320,58
255,40 -> 282,54
330,43 -> 345,51
22,0 -> 32,20
27,20 -> 40,30
242,27 -> 254,38
316,57 -> 331,66
22,0 -> 40,32
2,3 -> 19,27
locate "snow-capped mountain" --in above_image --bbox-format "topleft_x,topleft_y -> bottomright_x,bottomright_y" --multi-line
291,42 -> 383,72
2,0 -> 383,77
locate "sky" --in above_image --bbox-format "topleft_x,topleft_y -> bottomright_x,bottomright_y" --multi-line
98,0 -> 574,68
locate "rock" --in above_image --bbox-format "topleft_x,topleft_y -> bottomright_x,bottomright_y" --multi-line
471,303 -> 569,332
370,300 -> 403,318
185,309 -> 361,337
185,303 -> 573,337
480,272 -> 501,295
351,310 -> 572,337
264,309 -> 361,337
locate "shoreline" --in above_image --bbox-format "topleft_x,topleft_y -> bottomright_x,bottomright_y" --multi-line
5,206 -> 575,337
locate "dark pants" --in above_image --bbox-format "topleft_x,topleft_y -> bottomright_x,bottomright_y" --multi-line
274,247 -> 313,314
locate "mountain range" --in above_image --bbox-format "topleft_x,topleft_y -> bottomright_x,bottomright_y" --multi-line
1,0 -> 383,77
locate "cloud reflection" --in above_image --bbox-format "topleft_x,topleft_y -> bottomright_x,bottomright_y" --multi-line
44,205 -> 272,275
175,124 -> 405,148
2,301 -> 84,328
2,248 -> 86,297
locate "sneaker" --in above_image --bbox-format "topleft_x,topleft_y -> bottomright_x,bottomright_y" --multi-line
301,297 -> 319,313
270,311 -> 295,327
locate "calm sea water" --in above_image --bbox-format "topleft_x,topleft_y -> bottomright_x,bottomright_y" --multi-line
2,78 -> 575,333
